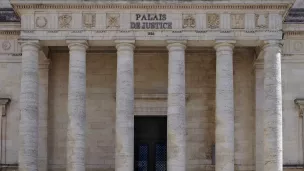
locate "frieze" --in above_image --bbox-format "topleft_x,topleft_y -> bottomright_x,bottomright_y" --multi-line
83,13 -> 96,28
130,13 -> 172,29
35,16 -> 47,28
207,14 -> 220,29
106,13 -> 120,29
231,14 -> 245,29
255,14 -> 269,29
183,14 -> 196,29
58,13 -> 72,29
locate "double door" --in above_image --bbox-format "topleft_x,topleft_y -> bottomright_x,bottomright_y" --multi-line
134,116 -> 167,171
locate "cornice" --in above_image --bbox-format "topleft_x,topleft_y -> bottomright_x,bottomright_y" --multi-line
11,3 -> 290,10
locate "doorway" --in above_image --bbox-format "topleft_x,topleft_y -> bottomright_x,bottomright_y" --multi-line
134,116 -> 167,171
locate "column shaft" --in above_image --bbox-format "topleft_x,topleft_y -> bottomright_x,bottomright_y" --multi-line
66,40 -> 88,171
263,40 -> 283,171
38,59 -> 50,171
214,41 -> 235,171
254,63 -> 264,171
19,40 -> 40,171
167,41 -> 186,171
115,40 -> 135,171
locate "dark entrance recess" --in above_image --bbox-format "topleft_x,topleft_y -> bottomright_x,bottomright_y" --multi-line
134,116 -> 167,171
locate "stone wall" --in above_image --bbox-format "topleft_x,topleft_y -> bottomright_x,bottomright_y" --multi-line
0,54 -> 21,165
281,55 -> 304,165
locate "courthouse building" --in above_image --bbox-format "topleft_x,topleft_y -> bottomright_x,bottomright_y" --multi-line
0,0 -> 304,171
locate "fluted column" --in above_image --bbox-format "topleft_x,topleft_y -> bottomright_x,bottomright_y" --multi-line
167,40 -> 187,171
19,40 -> 40,171
66,40 -> 88,171
214,40 -> 235,171
263,40 -> 283,171
115,40 -> 135,171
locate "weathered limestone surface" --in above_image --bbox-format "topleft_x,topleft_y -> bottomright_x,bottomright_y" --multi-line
115,40 -> 135,171
66,40 -> 88,171
233,49 -> 254,171
255,64 -> 264,171
263,40 -> 283,171
214,40 -> 235,171
167,41 -> 187,171
19,40 -> 40,171
46,48 -> 256,171
38,57 -> 50,171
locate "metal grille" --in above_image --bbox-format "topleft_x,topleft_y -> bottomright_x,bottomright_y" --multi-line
137,144 -> 149,171
155,143 -> 167,171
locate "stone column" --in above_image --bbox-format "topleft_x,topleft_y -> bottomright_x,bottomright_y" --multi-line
166,40 -> 187,171
263,40 -> 283,171
66,40 -> 88,171
254,60 -> 264,171
115,40 -> 135,171
19,40 -> 40,171
214,40 -> 235,171
38,57 -> 50,171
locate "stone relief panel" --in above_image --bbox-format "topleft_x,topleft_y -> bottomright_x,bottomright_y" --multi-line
34,12 -> 50,29
0,38 -> 21,56
182,14 -> 196,29
231,14 -> 245,29
58,13 -> 72,29
106,13 -> 120,29
207,13 -> 220,29
283,40 -> 304,55
255,14 -> 269,29
83,13 -> 96,29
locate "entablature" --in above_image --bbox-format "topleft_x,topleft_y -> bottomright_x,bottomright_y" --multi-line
7,0 -> 292,45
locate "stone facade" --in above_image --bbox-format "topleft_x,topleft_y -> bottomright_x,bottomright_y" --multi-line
0,0 -> 303,171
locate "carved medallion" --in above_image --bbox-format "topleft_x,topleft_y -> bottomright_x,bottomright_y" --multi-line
58,14 -> 72,29
2,41 -> 11,51
35,16 -> 47,28
294,41 -> 303,51
107,13 -> 120,29
183,14 -> 196,28
83,13 -> 96,28
231,14 -> 244,29
255,14 -> 268,29
207,14 -> 220,29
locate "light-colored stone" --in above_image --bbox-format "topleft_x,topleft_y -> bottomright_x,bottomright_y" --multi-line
19,40 -> 40,171
115,40 -> 135,171
66,40 -> 88,171
167,40 -> 187,171
214,40 -> 235,171
263,40 -> 283,171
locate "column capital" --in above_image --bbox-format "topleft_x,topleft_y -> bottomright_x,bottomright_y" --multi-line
262,40 -> 283,51
214,40 -> 236,51
115,40 -> 135,51
18,39 -> 40,50
166,40 -> 187,51
66,40 -> 88,51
